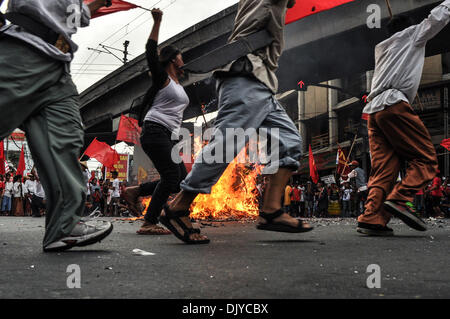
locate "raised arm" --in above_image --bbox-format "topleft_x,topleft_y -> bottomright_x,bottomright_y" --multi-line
145,9 -> 168,87
413,0 -> 450,47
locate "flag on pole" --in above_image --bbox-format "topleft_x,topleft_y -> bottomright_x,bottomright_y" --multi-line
84,138 -> 120,169
336,146 -> 351,176
16,145 -> 25,177
286,0 -> 355,24
83,0 -> 139,19
441,138 -> 450,151
0,140 -> 4,175
116,115 -> 142,145
309,145 -> 319,184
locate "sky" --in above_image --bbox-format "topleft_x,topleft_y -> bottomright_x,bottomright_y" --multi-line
1,0 -> 239,92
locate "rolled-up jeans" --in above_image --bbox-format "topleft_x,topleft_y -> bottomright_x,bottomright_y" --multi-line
181,76 -> 302,194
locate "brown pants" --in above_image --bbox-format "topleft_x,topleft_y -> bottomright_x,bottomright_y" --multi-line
358,101 -> 438,226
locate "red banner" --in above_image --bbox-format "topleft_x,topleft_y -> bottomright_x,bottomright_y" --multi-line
116,114 -> 142,145
106,154 -> 129,181
84,0 -> 139,19
85,138 -> 120,169
286,0 -> 355,24
309,145 -> 319,184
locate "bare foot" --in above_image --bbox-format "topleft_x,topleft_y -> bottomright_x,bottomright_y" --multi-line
137,222 -> 171,235
258,211 -> 312,229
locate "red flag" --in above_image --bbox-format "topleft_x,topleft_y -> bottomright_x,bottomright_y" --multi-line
286,0 -> 355,24
441,138 -> 450,151
0,140 -> 4,175
16,145 -> 25,177
84,138 -> 120,169
84,0 -> 139,19
309,145 -> 319,184
336,146 -> 351,176
116,115 -> 142,145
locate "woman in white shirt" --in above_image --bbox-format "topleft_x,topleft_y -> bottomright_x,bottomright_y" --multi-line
125,9 -> 200,239
12,174 -> 24,216
2,175 -> 14,216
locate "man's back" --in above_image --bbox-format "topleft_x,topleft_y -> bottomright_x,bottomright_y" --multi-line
365,0 -> 450,114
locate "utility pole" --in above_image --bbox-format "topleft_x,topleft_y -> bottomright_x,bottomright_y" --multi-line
88,41 -> 132,64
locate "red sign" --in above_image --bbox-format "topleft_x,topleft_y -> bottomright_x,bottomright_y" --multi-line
106,154 -> 129,181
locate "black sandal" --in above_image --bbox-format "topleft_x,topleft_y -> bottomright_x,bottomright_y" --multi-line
159,205 -> 210,244
257,210 -> 314,233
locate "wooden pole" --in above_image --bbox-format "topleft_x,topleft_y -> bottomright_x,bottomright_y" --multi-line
385,0 -> 393,18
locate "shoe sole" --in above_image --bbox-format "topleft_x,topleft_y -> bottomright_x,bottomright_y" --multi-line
74,223 -> 114,247
357,227 -> 394,237
384,201 -> 427,231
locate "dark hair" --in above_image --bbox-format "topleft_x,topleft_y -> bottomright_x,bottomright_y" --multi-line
387,14 -> 414,36
159,45 -> 181,67
13,175 -> 22,183
111,171 -> 118,177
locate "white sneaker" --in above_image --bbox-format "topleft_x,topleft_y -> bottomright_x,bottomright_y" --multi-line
43,219 -> 113,252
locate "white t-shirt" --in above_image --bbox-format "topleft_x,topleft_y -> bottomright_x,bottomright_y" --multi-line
3,182 -> 13,197
112,178 -> 120,198
342,188 -> 352,201
144,77 -> 190,136
299,186 -> 305,202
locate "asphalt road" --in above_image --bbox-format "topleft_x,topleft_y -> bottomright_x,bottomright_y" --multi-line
0,216 -> 449,299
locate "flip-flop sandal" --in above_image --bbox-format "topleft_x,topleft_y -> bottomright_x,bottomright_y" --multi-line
356,222 -> 394,236
159,205 -> 210,244
257,210 -> 313,233
136,225 -> 172,235
384,200 -> 427,231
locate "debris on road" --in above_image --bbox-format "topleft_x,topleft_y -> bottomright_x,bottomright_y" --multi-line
132,249 -> 155,256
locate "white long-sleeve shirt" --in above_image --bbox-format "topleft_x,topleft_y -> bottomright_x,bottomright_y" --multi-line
0,0 -> 91,62
364,0 -> 450,114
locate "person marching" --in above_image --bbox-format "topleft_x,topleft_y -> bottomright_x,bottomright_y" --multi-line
357,0 -> 450,236
123,8 -> 189,235
0,0 -> 113,251
161,0 -> 313,245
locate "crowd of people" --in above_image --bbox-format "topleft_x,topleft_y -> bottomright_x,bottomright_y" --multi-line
280,172 -> 450,219
81,165 -> 132,217
0,170 -> 45,217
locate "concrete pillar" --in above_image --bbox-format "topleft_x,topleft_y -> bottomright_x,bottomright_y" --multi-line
298,90 -> 307,154
327,79 -> 340,148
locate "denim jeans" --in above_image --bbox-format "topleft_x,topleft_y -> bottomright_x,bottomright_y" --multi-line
1,195 -> 11,212
140,122 -> 187,224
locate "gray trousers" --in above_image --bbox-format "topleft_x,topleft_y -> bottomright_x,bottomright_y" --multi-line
0,36 -> 86,247
181,76 -> 302,194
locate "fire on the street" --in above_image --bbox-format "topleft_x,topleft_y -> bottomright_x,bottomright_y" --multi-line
190,147 -> 262,221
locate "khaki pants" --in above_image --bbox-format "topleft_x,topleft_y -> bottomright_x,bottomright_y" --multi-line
358,101 -> 438,226
0,36 -> 86,247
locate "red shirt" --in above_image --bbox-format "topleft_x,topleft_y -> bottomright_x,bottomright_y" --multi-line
291,188 -> 301,202
0,181 -> 4,191
431,177 -> 443,197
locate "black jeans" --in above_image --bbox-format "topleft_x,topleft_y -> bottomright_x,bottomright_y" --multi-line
139,122 -> 187,224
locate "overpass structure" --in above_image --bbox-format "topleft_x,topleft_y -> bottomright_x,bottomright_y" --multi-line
79,0 -> 450,147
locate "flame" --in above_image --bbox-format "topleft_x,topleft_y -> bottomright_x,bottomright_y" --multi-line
190,146 -> 262,221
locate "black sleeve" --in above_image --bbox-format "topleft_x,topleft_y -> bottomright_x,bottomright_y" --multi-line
145,38 -> 168,88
